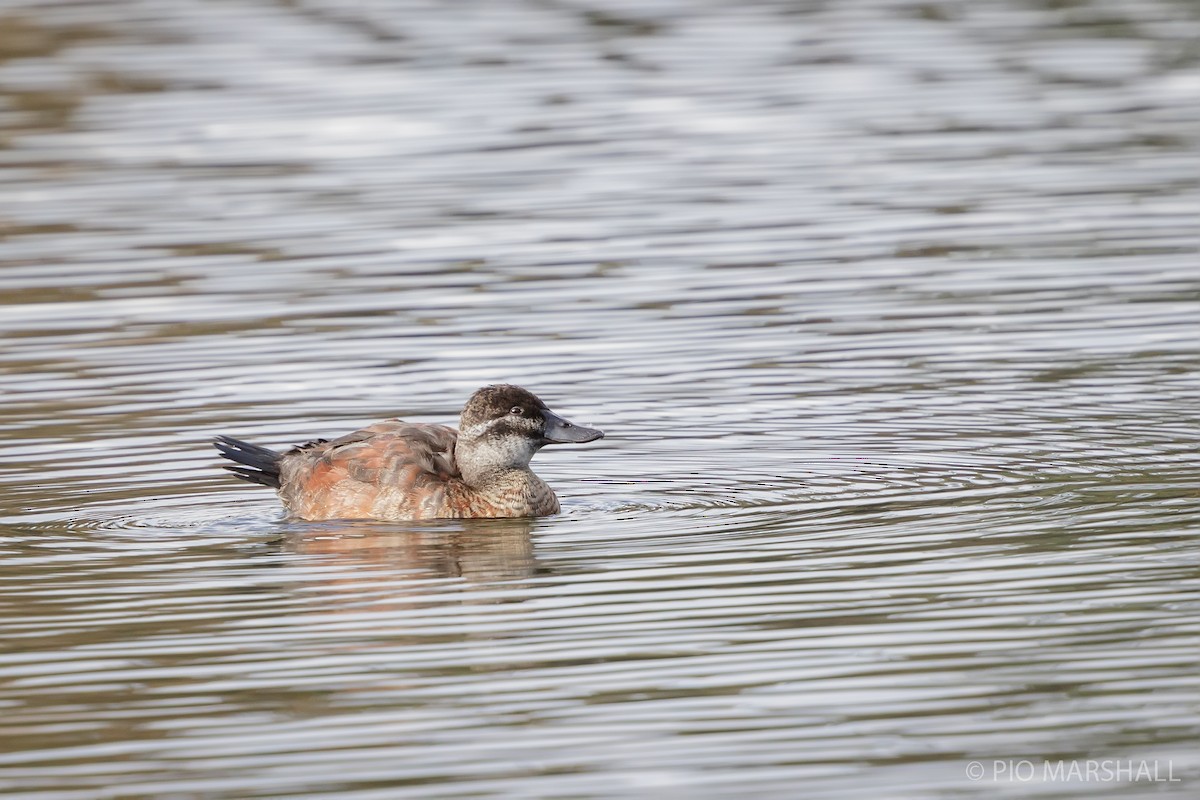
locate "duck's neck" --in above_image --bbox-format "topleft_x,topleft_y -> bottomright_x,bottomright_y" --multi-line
456,436 -> 536,486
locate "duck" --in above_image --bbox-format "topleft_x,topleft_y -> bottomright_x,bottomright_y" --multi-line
214,385 -> 603,521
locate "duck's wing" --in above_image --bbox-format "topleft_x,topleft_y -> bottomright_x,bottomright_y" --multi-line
278,421 -> 460,520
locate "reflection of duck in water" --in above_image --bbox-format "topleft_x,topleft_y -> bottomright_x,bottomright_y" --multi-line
215,385 -> 603,521
288,518 -> 541,585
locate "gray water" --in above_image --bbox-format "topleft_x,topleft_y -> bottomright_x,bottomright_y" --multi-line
1,0 -> 1198,798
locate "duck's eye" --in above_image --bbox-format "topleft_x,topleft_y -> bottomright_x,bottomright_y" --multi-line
509,406 -> 522,416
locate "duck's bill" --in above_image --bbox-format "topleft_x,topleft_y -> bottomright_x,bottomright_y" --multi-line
542,409 -> 604,444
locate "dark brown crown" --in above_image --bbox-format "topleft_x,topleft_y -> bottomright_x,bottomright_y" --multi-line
459,384 -> 546,430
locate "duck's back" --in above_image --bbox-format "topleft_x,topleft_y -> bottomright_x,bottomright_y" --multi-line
278,420 -> 462,520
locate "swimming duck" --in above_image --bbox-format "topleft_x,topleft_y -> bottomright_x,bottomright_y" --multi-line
214,385 -> 603,521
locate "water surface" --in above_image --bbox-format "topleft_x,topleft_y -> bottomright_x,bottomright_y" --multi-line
1,0 -> 1198,797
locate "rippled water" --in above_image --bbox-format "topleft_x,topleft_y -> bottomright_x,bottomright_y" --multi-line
1,0 -> 1198,797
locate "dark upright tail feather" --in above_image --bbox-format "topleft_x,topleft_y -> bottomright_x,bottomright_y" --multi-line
214,435 -> 282,489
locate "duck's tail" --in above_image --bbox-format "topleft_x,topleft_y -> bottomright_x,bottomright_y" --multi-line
214,435 -> 282,489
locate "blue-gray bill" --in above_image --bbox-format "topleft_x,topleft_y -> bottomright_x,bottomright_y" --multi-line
542,409 -> 604,444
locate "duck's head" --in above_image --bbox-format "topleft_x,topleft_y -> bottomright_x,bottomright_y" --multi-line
456,384 -> 603,483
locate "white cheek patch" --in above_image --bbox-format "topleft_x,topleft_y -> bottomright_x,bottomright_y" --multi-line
458,417 -> 539,472
492,436 -> 536,465
461,416 -> 541,442
459,417 -> 504,440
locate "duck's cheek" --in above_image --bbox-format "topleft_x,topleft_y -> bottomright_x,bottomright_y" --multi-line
472,435 -> 539,469
512,437 -> 542,465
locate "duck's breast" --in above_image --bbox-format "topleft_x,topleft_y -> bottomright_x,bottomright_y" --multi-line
445,472 -> 560,518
